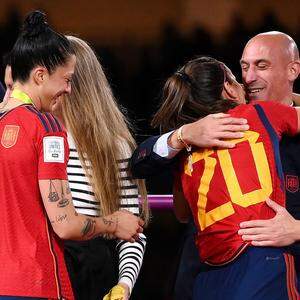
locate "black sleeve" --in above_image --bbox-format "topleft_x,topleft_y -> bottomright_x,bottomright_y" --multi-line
129,135 -> 178,179
0,82 -> 5,102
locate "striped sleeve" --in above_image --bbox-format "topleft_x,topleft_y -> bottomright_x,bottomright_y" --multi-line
116,142 -> 147,293
67,134 -> 100,216
117,234 -> 146,293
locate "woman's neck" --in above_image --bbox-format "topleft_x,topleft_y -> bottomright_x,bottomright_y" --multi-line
12,82 -> 42,110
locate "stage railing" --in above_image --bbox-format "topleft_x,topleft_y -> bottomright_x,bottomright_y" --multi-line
140,194 -> 173,210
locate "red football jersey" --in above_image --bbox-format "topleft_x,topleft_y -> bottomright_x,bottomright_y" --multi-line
0,105 -> 73,299
180,101 -> 298,265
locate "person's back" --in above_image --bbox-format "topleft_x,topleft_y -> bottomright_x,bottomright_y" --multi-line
180,101 -> 297,265
0,105 -> 73,299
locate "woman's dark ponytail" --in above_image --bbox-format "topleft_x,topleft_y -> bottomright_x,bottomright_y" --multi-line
22,10 -> 49,38
151,71 -> 193,132
9,10 -> 74,82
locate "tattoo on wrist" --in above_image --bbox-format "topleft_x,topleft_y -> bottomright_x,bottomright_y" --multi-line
48,180 -> 59,202
103,217 -> 114,226
103,216 -> 118,234
81,218 -> 96,238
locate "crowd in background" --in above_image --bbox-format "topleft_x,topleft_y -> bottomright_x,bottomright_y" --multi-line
1,8 -> 300,148
1,8 -> 300,300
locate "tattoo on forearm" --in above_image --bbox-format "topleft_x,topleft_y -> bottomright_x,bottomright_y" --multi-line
57,198 -> 69,207
66,182 -> 71,194
48,180 -> 59,202
57,181 -> 70,208
81,218 -> 96,238
55,214 -> 68,223
50,214 -> 68,224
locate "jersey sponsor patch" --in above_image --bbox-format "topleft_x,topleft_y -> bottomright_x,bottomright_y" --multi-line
43,136 -> 64,163
1,125 -> 20,148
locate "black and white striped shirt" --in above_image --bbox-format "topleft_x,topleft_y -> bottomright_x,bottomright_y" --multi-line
67,134 -> 146,292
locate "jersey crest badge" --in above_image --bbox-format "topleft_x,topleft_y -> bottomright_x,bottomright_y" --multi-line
286,175 -> 299,193
1,125 -> 20,148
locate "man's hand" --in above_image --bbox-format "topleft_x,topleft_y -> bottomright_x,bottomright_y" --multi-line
168,113 -> 249,149
103,283 -> 129,300
238,199 -> 300,247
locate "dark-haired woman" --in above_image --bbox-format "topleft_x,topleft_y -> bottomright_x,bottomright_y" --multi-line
152,57 -> 300,300
0,11 -> 143,300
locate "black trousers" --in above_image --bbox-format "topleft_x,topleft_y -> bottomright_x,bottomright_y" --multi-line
173,220 -> 202,300
64,238 -> 118,300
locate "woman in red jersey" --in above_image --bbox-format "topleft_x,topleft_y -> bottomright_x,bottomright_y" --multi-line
152,56 -> 300,300
0,11 -> 143,300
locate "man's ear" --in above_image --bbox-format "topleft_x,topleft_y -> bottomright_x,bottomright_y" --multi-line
288,60 -> 300,81
31,66 -> 48,85
222,81 -> 238,100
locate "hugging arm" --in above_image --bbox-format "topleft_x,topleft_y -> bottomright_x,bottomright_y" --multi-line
130,114 -> 248,179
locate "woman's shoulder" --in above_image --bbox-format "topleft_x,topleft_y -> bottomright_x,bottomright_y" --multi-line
16,105 -> 66,135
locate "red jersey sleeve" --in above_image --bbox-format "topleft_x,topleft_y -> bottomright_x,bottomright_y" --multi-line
19,108 -> 70,180
254,101 -> 298,137
37,131 -> 69,180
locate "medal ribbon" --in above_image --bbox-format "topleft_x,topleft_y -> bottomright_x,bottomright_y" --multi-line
10,89 -> 34,105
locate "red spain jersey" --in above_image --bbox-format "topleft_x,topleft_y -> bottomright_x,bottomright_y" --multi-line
180,101 -> 298,266
0,105 -> 73,299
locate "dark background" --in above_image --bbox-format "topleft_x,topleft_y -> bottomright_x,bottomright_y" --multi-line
1,1 -> 300,299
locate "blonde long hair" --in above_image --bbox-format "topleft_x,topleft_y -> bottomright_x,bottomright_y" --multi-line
62,36 -> 149,224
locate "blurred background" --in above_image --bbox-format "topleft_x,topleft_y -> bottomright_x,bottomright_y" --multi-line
1,1 -> 300,299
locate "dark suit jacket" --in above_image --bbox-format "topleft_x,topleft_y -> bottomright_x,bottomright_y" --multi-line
0,82 -> 5,101
130,135 -> 178,179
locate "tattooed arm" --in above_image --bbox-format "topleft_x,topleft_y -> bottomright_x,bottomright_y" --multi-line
39,179 -> 144,242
